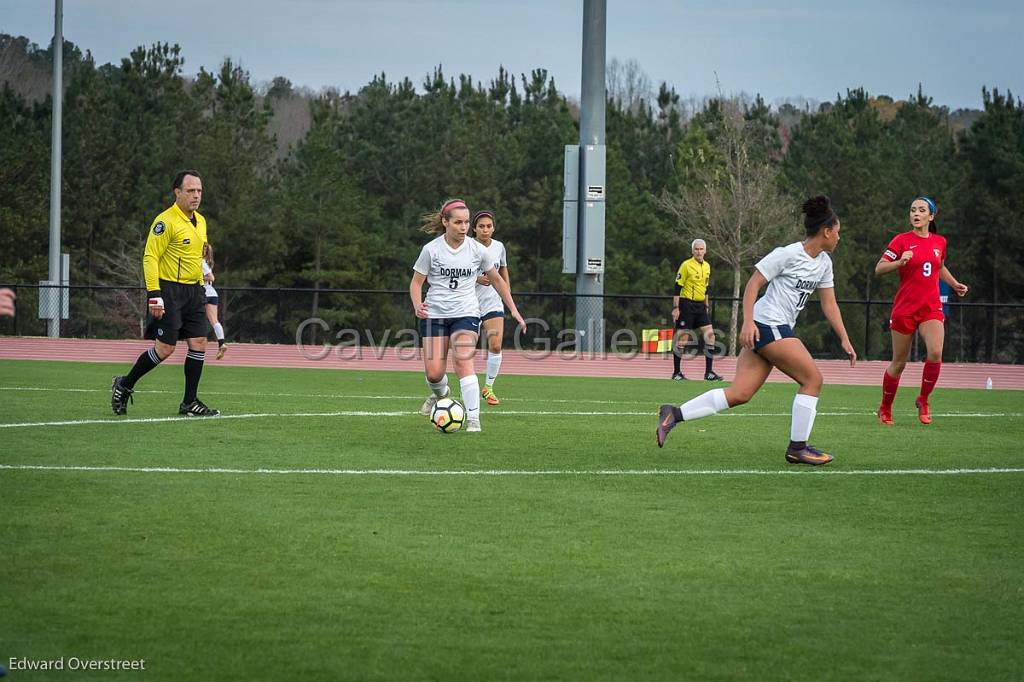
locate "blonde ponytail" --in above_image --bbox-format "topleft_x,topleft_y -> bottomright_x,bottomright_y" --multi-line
420,198 -> 468,235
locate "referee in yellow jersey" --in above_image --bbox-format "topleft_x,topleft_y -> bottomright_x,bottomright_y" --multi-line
111,170 -> 220,416
672,239 -> 723,381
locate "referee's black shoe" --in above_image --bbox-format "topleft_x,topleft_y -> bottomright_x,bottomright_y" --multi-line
179,399 -> 220,417
111,376 -> 134,415
704,371 -> 724,381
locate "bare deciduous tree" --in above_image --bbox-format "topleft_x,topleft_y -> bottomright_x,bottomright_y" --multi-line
606,57 -> 652,114
92,232 -> 147,337
660,100 -> 795,355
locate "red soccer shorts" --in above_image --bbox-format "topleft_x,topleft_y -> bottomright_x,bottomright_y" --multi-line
889,308 -> 944,335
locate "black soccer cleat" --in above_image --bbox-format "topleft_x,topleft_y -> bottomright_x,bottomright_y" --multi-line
111,376 -> 134,415
179,399 -> 220,417
671,372 -> 686,381
656,404 -> 679,448
785,444 -> 833,466
704,371 -> 724,381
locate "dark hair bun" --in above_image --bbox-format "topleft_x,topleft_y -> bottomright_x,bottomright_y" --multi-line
802,195 -> 832,219
801,194 -> 837,235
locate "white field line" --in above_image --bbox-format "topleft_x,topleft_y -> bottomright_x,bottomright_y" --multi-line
4,385 -> 1019,411
1,410 -> 1021,429
1,409 -> 1021,430
0,386 -> 646,405
1,464 -> 1022,477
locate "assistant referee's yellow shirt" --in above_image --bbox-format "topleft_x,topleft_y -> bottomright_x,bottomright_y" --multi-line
675,257 -> 710,301
143,203 -> 208,292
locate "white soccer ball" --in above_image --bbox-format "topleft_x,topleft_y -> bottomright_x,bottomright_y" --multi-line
430,397 -> 465,433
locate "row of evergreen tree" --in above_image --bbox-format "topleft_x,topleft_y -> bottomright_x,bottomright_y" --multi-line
1,37 -> 1022,353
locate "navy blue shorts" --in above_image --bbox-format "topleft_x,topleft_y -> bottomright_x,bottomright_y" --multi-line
206,295 -> 220,306
480,310 -> 504,322
420,316 -> 481,337
753,321 -> 795,351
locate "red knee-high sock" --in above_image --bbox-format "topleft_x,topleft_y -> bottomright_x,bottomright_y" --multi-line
881,370 -> 901,408
920,361 -> 941,402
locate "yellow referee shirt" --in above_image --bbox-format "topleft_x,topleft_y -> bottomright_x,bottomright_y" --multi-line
143,203 -> 208,292
675,257 -> 710,302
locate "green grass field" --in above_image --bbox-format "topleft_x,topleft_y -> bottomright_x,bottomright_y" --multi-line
1,359 -> 1023,681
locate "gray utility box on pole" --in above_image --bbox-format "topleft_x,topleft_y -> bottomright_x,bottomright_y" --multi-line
578,143 -> 606,274
562,145 -> 579,274
562,143 -> 607,275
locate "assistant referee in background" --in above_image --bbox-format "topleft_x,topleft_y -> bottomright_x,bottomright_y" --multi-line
671,238 -> 724,381
110,170 -> 220,417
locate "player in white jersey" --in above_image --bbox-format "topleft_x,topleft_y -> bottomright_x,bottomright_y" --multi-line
411,199 -> 526,432
472,210 -> 509,405
201,244 -> 227,359
657,195 -> 857,465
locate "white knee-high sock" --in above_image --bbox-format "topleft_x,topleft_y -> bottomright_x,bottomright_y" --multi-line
460,375 -> 481,420
427,375 -> 449,398
791,393 -> 818,442
485,352 -> 502,386
212,322 -> 224,341
679,388 -> 729,421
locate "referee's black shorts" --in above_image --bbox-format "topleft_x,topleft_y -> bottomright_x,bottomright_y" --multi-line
144,280 -> 208,345
675,299 -> 712,330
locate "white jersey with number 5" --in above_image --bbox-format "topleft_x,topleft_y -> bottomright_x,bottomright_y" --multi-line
752,241 -> 834,328
413,235 -> 496,318
474,238 -> 507,316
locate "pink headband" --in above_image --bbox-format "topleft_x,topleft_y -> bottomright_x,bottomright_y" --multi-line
440,200 -> 467,216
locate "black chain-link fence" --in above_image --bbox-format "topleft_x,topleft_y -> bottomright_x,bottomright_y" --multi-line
2,283 -> 1022,363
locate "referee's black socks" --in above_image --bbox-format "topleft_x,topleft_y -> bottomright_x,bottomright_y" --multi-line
183,349 -> 205,404
697,338 -> 714,374
125,347 -> 162,388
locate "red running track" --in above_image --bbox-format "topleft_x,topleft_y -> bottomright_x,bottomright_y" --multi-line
1,336 -> 1022,390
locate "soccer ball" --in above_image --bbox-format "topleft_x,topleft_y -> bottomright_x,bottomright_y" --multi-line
430,397 -> 465,433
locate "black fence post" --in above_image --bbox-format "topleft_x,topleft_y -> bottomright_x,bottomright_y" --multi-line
276,288 -> 284,340
864,300 -> 871,362
561,292 -> 567,336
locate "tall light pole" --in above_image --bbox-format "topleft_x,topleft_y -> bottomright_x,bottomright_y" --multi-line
562,0 -> 607,354
46,0 -> 64,338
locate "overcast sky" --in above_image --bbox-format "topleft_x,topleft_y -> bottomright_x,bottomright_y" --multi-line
2,0 -> 1020,110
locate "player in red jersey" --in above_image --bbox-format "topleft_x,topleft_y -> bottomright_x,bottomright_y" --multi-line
875,197 -> 968,425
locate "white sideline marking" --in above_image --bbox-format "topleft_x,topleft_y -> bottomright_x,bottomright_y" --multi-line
1,464 -> 1022,477
0,409 -> 1020,429
0,386 -> 651,405
0,411 -> 410,429
4,386 -> 1021,413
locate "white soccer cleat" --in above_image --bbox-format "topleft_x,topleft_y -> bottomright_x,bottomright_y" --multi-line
465,418 -> 481,433
420,389 -> 449,416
